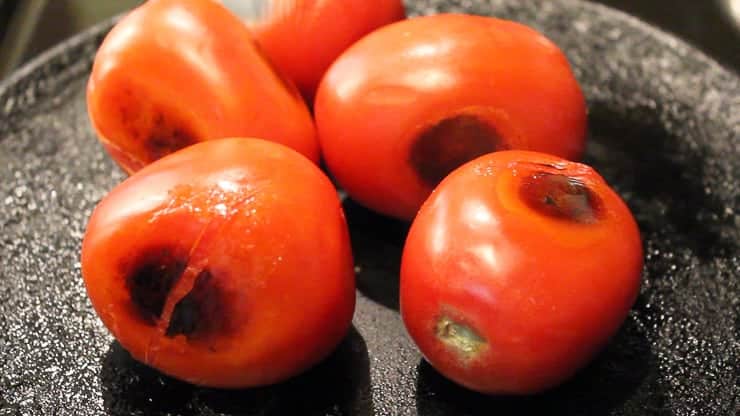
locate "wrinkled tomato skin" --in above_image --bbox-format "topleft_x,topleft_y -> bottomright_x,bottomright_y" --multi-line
249,0 -> 405,103
81,138 -> 354,388
315,14 -> 586,220
400,151 -> 643,395
87,0 -> 318,174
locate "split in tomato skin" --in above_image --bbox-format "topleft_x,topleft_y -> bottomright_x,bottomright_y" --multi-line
81,138 -> 355,388
315,13 -> 587,220
249,0 -> 406,104
400,150 -> 643,395
87,0 -> 318,174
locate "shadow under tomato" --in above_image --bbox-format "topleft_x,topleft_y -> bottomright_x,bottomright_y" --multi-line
414,313 -> 666,416
100,326 -> 372,416
342,197 -> 410,311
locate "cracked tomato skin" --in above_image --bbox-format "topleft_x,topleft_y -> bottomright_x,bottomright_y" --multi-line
249,0 -> 405,103
400,150 -> 643,395
87,0 -> 318,174
81,138 -> 354,388
315,14 -> 586,220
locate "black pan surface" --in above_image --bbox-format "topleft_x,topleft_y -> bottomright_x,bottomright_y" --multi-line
0,0 -> 738,415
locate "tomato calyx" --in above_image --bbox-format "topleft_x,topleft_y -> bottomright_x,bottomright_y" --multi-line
409,113 -> 507,187
435,315 -> 487,360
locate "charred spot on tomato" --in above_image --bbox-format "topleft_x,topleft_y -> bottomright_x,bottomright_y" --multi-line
435,315 -> 486,359
125,248 -> 187,325
519,172 -> 604,224
166,269 -> 229,339
410,115 -> 504,187
113,87 -> 198,162
145,113 -> 198,161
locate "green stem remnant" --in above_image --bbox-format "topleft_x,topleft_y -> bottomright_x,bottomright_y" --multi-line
436,315 -> 486,359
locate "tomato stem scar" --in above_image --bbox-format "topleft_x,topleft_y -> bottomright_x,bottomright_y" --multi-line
435,315 -> 486,358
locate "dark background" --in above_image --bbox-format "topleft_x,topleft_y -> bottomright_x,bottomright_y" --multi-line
0,0 -> 739,80
594,0 -> 740,72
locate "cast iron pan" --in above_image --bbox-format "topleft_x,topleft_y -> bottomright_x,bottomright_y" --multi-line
0,0 -> 738,414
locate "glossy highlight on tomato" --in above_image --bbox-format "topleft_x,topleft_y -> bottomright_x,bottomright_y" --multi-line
400,150 -> 643,395
87,0 -> 318,174
81,138 -> 355,388
316,14 -> 587,220
249,0 -> 405,103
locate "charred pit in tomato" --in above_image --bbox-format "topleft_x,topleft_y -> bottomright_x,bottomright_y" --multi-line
114,88 -> 199,162
124,246 -> 188,325
409,114 -> 504,187
166,269 -> 232,340
519,172 -> 604,224
123,246 -> 231,339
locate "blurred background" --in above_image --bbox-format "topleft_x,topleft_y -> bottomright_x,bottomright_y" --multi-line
1,0 -> 739,80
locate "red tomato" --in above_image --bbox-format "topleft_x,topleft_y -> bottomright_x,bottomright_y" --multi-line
81,138 -> 355,388
249,0 -> 405,103
400,150 -> 643,394
315,14 -> 587,220
87,0 -> 318,174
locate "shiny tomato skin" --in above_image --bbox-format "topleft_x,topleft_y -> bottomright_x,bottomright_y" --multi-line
400,150 -> 643,395
81,138 -> 354,388
249,0 -> 405,103
315,14 -> 587,220
87,0 -> 318,174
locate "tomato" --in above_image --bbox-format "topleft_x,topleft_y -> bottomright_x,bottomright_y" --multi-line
315,14 -> 587,220
87,0 -> 318,174
248,0 -> 405,103
81,138 -> 355,388
400,150 -> 643,395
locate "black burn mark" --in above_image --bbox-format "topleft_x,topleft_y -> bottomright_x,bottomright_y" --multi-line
519,172 -> 604,224
145,113 -> 198,161
125,247 -> 187,325
115,88 -> 198,162
166,269 -> 228,339
409,114 -> 504,187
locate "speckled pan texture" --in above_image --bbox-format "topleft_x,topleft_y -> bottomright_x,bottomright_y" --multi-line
0,0 -> 738,415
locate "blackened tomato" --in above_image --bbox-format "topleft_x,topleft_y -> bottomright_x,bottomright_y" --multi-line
400,150 -> 642,394
81,138 -> 354,388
